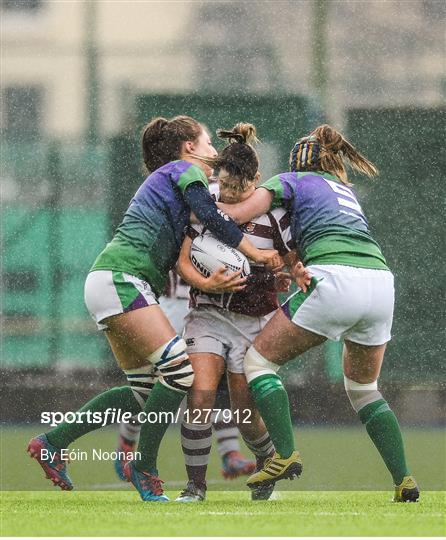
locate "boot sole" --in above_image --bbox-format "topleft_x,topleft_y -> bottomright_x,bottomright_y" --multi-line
394,488 -> 420,502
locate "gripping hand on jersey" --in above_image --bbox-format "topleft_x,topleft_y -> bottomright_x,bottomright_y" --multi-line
292,262 -> 312,293
274,272 -> 292,293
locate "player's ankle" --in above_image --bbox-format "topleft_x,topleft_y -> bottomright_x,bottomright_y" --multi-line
191,478 -> 206,490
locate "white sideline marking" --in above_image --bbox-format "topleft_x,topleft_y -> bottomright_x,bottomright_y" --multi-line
201,511 -> 443,517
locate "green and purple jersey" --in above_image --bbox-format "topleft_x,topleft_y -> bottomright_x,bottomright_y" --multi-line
91,160 -> 209,296
260,171 -> 388,270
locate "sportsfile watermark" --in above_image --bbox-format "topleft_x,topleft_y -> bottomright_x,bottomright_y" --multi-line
40,407 -> 252,428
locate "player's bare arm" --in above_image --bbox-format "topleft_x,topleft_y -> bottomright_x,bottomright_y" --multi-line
237,237 -> 282,270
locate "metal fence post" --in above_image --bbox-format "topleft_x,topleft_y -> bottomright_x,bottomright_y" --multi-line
47,142 -> 63,365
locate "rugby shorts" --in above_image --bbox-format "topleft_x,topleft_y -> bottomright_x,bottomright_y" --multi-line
183,306 -> 275,373
282,265 -> 394,346
84,270 -> 158,330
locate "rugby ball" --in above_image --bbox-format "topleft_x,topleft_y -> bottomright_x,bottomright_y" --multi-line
190,234 -> 251,278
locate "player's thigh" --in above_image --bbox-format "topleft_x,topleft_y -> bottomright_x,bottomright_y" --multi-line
104,330 -> 149,371
253,309 -> 326,365
104,305 -> 177,369
343,340 -> 386,383
187,352 -> 225,411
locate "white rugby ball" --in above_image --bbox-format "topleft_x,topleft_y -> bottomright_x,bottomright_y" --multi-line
190,234 -> 250,278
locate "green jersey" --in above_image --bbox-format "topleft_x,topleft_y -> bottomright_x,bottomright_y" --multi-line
260,171 -> 388,270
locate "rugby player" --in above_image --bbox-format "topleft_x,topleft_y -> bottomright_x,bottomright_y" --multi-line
114,270 -> 257,482
174,123 -> 296,502
28,116 -> 279,502
218,124 -> 419,502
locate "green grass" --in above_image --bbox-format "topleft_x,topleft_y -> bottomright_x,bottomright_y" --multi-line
1,426 -> 445,536
1,490 -> 444,536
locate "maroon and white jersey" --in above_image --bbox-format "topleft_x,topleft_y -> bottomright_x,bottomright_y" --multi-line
163,271 -> 189,299
188,186 -> 294,317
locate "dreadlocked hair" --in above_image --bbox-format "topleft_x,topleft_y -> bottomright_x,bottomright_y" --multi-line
289,124 -> 378,185
214,123 -> 259,191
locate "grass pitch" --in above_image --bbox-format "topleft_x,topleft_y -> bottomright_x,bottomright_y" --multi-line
1,490 -> 444,536
1,426 -> 445,536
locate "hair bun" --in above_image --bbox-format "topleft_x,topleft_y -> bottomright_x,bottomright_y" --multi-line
217,123 -> 259,145
216,128 -> 245,144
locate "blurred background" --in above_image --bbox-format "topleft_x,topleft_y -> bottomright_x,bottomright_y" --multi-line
1,0 -> 445,436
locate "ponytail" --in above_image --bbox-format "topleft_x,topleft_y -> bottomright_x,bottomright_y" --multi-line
141,117 -> 169,173
290,124 -> 378,185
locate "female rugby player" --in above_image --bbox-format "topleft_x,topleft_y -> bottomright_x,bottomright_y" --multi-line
218,124 -> 419,502
114,270 -> 257,483
28,116 -> 279,502
174,123 -> 296,502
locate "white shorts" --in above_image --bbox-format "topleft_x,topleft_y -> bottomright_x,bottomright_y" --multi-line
282,265 -> 394,346
183,306 -> 275,373
158,297 -> 190,335
84,270 -> 158,330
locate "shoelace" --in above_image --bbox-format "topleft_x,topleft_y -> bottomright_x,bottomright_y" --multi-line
181,482 -> 195,495
139,472 -> 164,496
180,481 -> 198,497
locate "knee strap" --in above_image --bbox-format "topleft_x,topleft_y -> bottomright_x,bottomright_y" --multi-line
146,336 -> 194,393
124,365 -> 157,409
244,346 -> 280,384
344,375 -> 383,413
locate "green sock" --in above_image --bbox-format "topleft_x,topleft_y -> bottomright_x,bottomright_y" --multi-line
249,374 -> 295,459
359,399 -> 410,485
46,386 -> 142,449
134,381 -> 185,472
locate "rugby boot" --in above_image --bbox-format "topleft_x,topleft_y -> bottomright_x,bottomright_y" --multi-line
393,475 -> 420,502
247,450 -> 302,489
124,461 -> 169,502
251,482 -> 275,501
221,450 -> 256,479
114,435 -> 136,481
175,480 -> 207,502
250,454 -> 275,500
27,434 -> 73,491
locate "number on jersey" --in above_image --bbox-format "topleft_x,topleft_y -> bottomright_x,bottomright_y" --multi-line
323,177 -> 367,224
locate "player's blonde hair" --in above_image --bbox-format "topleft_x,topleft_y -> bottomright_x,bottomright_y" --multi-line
214,123 -> 259,191
290,124 -> 378,185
